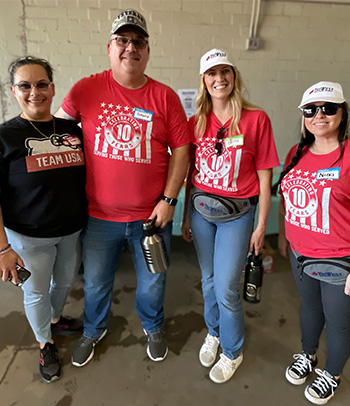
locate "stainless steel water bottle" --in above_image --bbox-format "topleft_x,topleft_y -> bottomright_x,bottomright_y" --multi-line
140,219 -> 169,274
243,252 -> 264,303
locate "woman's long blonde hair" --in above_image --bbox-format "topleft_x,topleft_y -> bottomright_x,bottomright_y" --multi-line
195,65 -> 260,139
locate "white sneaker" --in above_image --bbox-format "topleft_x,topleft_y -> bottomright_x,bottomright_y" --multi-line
199,333 -> 220,367
209,353 -> 243,384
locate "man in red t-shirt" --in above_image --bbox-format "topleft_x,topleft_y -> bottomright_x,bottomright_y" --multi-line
56,8 -> 190,367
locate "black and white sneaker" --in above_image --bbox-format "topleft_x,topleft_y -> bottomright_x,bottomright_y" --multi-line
39,342 -> 62,383
286,353 -> 318,385
304,369 -> 340,405
72,329 -> 107,367
144,329 -> 168,361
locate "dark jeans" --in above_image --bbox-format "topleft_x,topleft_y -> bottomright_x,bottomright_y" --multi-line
290,251 -> 350,376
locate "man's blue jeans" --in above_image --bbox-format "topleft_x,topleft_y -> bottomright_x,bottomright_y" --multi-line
81,216 -> 172,339
190,204 -> 256,359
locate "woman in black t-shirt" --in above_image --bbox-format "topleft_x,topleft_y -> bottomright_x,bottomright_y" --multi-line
0,56 -> 86,384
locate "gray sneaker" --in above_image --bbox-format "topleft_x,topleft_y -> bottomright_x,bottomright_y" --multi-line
144,329 -> 168,361
72,329 -> 107,367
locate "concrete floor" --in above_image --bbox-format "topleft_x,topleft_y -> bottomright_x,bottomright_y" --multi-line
0,235 -> 349,406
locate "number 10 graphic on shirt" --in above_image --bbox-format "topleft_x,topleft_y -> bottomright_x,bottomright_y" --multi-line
94,104 -> 152,163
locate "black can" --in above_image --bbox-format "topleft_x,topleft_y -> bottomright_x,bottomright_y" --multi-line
243,252 -> 264,303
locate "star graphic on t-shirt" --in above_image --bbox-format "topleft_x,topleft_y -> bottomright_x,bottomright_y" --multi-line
108,104 -> 114,108
111,110 -> 116,115
312,178 -> 317,184
304,171 -> 310,176
288,174 -> 294,179
296,169 -> 302,174
98,115 -> 103,120
319,180 -> 326,186
124,106 -> 130,111
103,109 -> 108,114
100,102 -> 106,107
96,126 -> 101,132
116,105 -> 121,110
312,172 -> 317,177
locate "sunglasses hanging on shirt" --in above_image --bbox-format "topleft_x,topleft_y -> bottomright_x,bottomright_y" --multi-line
214,127 -> 228,156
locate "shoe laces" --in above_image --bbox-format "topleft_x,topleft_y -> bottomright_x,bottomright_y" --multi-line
310,369 -> 338,396
203,334 -> 219,354
147,331 -> 164,343
290,353 -> 314,375
216,353 -> 235,372
41,343 -> 58,365
77,335 -> 95,347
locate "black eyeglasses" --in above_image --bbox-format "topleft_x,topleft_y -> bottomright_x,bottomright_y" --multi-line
110,36 -> 148,50
301,103 -> 341,118
14,81 -> 52,93
214,127 -> 228,156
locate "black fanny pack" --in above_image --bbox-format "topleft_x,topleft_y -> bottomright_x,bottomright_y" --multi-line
191,187 -> 258,223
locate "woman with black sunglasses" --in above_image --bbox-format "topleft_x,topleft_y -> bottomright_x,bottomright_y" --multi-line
275,81 -> 350,405
182,49 -> 279,383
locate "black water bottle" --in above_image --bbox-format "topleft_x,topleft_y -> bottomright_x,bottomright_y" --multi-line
243,252 -> 264,303
140,219 -> 169,274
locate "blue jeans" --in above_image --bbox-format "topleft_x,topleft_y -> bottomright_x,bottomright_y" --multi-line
5,228 -> 82,343
189,204 -> 256,359
81,216 -> 172,339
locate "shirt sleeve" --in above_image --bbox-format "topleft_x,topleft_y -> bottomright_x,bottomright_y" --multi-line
165,89 -> 191,150
254,111 -> 280,170
61,79 -> 87,122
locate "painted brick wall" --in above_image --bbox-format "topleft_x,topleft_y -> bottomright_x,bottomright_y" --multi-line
1,0 -> 350,162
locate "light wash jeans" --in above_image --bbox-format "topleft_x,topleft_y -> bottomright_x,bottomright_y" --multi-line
81,216 -> 172,339
6,228 -> 82,343
189,204 -> 256,359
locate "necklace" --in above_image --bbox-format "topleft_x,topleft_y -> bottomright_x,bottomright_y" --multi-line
27,116 -> 55,138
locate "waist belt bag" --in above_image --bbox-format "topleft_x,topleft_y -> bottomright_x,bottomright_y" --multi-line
297,255 -> 350,280
191,187 -> 258,223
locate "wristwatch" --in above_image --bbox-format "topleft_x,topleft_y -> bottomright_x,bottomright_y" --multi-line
162,196 -> 178,206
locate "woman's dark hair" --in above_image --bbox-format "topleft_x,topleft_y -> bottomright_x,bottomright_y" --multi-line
8,56 -> 53,85
272,101 -> 349,195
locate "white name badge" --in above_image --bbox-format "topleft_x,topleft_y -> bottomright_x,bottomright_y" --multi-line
316,167 -> 340,180
134,107 -> 153,122
225,134 -> 244,148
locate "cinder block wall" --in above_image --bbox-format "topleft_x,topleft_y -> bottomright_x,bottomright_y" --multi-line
1,0 -> 350,162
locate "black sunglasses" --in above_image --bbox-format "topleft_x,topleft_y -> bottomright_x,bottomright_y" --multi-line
214,127 -> 228,156
301,103 -> 341,118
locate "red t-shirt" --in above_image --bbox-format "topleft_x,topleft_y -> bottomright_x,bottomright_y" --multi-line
189,109 -> 279,198
281,141 -> 350,257
62,70 -> 190,221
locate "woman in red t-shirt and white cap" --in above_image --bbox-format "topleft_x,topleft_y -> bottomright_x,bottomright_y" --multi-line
275,81 -> 350,405
182,48 -> 279,384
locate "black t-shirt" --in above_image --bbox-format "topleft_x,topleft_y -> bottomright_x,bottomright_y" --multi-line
0,115 -> 87,237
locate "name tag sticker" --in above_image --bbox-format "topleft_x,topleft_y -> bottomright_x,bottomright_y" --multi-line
316,167 -> 340,180
133,107 -> 153,122
225,134 -> 244,148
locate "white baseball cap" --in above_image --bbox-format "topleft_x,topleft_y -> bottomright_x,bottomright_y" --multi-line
298,81 -> 345,108
199,48 -> 234,75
